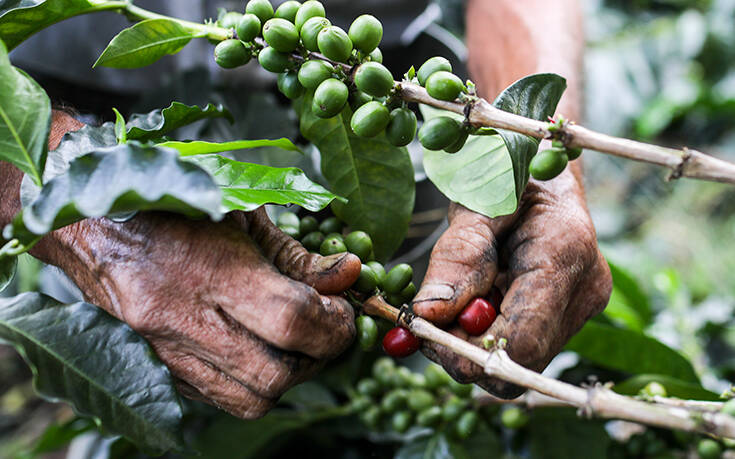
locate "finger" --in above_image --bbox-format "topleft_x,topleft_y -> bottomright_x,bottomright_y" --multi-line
169,304 -> 324,400
158,349 -> 275,419
413,205 -> 516,325
236,209 -> 361,295
421,325 -> 484,384
207,268 -> 356,360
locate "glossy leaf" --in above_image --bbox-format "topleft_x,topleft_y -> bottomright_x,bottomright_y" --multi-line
613,374 -> 719,401
0,252 -> 16,292
298,92 -> 415,261
0,0 -> 100,50
185,154 -> 342,212
492,73 -> 567,200
0,38 -> 49,185
126,102 -> 232,141
160,138 -> 303,156
94,18 -> 198,69
395,433 -> 453,459
607,261 -> 652,326
565,321 -> 699,383
0,292 -> 184,454
421,105 -> 516,217
529,408 -> 609,459
7,142 -> 223,242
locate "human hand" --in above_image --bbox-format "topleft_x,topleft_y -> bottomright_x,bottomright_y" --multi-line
412,167 -> 612,398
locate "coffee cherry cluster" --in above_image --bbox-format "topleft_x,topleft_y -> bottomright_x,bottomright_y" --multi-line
212,0 -> 419,147
350,358 -> 479,438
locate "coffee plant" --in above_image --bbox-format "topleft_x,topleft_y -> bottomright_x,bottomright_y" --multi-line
1,0 -> 735,457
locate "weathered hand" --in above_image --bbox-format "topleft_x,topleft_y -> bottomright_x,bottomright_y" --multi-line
413,167 -> 612,398
5,111 -> 362,419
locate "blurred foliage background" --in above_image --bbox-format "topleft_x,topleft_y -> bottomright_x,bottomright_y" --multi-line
3,0 -> 735,457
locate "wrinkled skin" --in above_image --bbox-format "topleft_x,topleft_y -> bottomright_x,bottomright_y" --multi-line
0,111 -> 362,418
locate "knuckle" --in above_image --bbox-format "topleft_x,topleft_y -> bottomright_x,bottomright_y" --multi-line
272,287 -> 321,349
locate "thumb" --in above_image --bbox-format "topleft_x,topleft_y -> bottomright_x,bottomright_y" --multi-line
413,205 -> 516,325
235,209 -> 362,295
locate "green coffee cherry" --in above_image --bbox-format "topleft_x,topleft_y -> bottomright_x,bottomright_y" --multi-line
366,261 -> 386,287
417,56 -> 452,86
317,26 -> 353,63
281,226 -> 300,239
277,71 -> 304,99
391,411 -> 413,433
392,367 -> 413,388
417,406 -> 443,427
721,398 -> 735,417
381,389 -> 408,412
301,231 -> 324,252
407,389 -> 435,412
386,108 -> 417,147
442,396 -> 467,422
320,235 -> 347,255
245,0 -> 274,24
258,46 -> 292,72
299,216 -> 318,234
408,373 -> 427,389
399,282 -> 417,304
368,47 -> 383,63
424,363 -> 451,389
351,101 -> 390,138
385,293 -> 404,306
350,395 -> 372,412
312,78 -> 349,118
274,0 -> 301,22
297,17 -> 328,52
360,406 -> 381,429
277,211 -> 299,228
294,0 -> 325,32
219,12 -> 243,29
567,146 -> 583,160
373,356 -> 396,386
262,18 -> 299,52
345,231 -> 373,261
425,70 -> 465,101
529,148 -> 568,181
324,232 -> 344,243
214,39 -> 250,69
356,315 -> 379,350
350,90 -> 373,110
319,216 -> 343,235
383,263 -> 413,294
356,378 -> 381,397
354,62 -> 394,98
353,264 -> 379,293
448,379 -> 473,398
697,439 -> 722,459
501,407 -> 529,429
455,411 -> 479,439
418,116 -> 463,151
348,14 -> 383,54
642,381 -> 667,398
443,129 -> 469,153
297,60 -> 333,89
237,14 -> 262,42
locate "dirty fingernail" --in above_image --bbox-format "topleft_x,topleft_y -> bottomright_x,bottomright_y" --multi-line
413,283 -> 455,302
317,253 -> 348,271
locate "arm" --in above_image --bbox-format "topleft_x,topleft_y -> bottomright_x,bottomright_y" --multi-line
413,0 -> 612,397
1,111 -> 362,418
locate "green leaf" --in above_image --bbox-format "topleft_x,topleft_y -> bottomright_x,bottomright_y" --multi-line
159,138 -> 303,156
298,92 -> 415,261
0,38 -> 49,185
420,105 -> 516,218
185,154 -> 342,212
113,108 -> 126,144
0,292 -> 185,454
608,261 -> 652,325
31,417 -> 94,454
613,374 -> 720,401
565,321 -> 699,383
126,101 -> 232,141
528,408 -> 610,459
0,0 -> 101,50
0,251 -> 16,292
94,18 -> 198,69
395,433 -> 452,459
492,73 -> 567,201
6,142 -> 223,242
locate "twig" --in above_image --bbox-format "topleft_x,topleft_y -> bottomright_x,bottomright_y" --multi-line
362,295 -> 735,438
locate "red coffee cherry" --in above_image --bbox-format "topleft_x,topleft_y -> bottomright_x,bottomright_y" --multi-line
382,327 -> 420,358
458,298 -> 497,336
